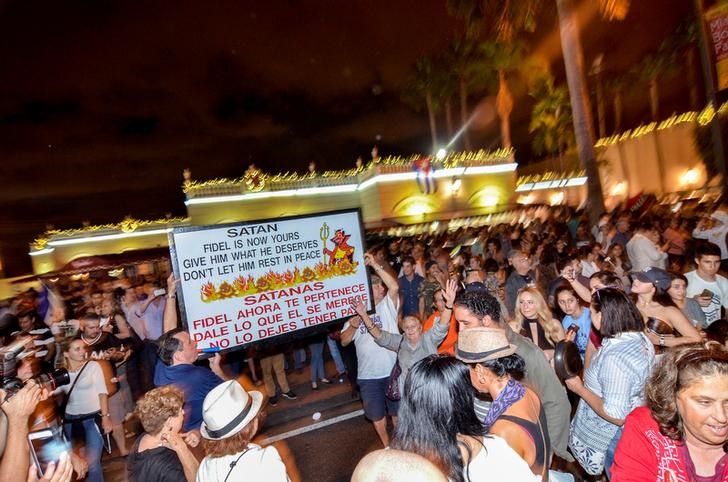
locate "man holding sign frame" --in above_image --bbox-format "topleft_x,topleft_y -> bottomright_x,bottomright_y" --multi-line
341,253 -> 400,447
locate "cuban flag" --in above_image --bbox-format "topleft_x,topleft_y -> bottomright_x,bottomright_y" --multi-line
413,156 -> 436,194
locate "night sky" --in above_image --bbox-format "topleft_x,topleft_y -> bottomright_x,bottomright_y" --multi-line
0,0 -> 694,276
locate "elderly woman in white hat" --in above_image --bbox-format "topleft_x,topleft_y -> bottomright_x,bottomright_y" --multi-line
197,380 -> 290,482
456,328 -> 550,481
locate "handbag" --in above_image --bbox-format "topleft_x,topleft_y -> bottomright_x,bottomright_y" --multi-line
385,339 -> 404,401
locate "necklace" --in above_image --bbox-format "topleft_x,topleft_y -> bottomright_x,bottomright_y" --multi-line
81,333 -> 102,345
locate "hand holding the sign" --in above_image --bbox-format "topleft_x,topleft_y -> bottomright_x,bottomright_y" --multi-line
166,274 -> 179,298
363,252 -> 375,267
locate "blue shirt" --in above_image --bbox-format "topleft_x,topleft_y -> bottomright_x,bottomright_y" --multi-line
562,307 -> 592,357
154,361 -> 223,431
398,274 -> 424,317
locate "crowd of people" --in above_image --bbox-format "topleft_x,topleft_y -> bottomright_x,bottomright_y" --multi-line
0,200 -> 726,481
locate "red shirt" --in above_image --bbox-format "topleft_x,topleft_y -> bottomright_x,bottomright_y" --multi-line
612,406 -> 728,482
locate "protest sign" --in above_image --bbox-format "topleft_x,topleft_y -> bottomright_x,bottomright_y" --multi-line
169,209 -> 372,352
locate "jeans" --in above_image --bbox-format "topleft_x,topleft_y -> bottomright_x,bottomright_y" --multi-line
549,470 -> 575,482
326,336 -> 346,374
293,348 -> 307,369
604,426 -> 624,480
309,342 -> 326,382
64,415 -> 105,482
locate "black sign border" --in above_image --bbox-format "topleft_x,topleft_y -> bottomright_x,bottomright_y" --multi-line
167,207 -> 375,355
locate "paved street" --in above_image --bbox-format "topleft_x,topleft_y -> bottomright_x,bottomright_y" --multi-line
102,361 -> 384,481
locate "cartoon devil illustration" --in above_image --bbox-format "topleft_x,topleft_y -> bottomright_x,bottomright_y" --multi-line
323,229 -> 355,265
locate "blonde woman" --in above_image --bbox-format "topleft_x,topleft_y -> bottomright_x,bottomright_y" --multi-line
513,287 -> 566,362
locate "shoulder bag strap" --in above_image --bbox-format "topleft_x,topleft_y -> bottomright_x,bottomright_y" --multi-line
62,361 -> 90,416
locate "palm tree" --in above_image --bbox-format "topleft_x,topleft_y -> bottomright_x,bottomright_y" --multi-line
632,49 -> 676,122
449,0 -> 633,223
479,39 -> 525,149
663,18 -> 700,109
402,56 -> 441,152
443,37 -> 490,151
436,53 -> 458,140
605,73 -> 629,133
529,73 -> 574,162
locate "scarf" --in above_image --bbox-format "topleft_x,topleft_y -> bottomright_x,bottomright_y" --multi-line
483,378 -> 525,431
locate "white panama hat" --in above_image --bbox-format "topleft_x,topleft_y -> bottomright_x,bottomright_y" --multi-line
200,380 -> 264,440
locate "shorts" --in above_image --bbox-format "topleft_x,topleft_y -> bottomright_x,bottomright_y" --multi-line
358,377 -> 399,421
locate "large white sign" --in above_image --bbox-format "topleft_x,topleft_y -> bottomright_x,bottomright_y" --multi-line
169,209 -> 372,352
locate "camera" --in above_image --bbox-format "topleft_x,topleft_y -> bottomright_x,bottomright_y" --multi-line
0,338 -> 70,399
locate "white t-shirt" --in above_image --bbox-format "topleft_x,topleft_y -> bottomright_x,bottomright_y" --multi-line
196,444 -> 289,482
56,361 -> 108,415
685,270 -> 728,325
465,435 -> 541,482
343,295 -> 399,380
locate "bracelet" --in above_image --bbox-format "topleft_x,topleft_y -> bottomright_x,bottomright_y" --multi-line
445,305 -> 453,310
659,335 -> 665,347
167,294 -> 176,299
102,413 -> 110,417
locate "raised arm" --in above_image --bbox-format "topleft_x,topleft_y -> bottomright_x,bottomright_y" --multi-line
0,384 -> 42,482
437,279 -> 457,329
365,253 -> 399,304
162,274 -> 179,335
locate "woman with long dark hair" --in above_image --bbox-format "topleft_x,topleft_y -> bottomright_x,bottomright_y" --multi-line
667,271 -> 707,329
630,267 -> 701,349
391,355 -> 536,482
556,285 -> 592,358
456,329 -> 550,480
565,288 -> 655,478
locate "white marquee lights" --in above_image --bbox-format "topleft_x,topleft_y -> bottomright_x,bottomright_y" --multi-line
185,163 -> 518,204
515,176 -> 588,192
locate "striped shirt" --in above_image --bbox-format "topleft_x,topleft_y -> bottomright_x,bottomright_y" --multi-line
569,331 -> 655,475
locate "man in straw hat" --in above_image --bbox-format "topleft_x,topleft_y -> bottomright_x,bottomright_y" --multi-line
452,289 -> 573,462
197,380 -> 289,481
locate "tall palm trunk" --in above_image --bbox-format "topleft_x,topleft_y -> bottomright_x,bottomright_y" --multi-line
425,90 -> 438,153
459,78 -> 472,151
649,77 -> 659,121
496,70 -> 514,149
555,0 -> 605,224
595,74 -> 606,138
687,48 -> 700,110
613,89 -> 623,133
445,97 -> 455,140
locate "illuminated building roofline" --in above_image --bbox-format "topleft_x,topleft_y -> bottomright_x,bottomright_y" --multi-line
595,100 -> 728,148
183,148 -> 515,200
30,216 -> 190,254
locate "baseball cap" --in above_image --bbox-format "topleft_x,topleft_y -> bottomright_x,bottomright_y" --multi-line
630,267 -> 671,291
